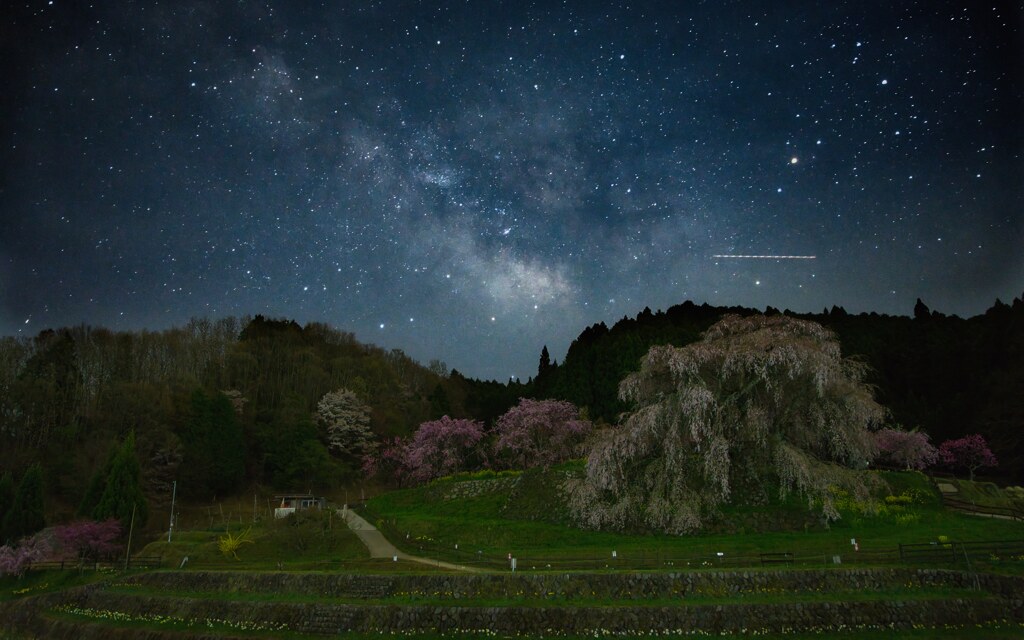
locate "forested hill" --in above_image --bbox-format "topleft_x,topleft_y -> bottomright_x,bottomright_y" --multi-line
0,315 -> 521,517
2,295 -> 1022,523
530,296 -> 1024,481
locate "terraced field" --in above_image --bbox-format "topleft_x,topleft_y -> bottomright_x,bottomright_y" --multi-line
3,568 -> 1023,639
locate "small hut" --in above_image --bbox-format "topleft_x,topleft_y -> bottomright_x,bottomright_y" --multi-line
273,493 -> 325,519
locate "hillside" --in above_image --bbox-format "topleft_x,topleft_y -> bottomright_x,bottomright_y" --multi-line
0,313 -> 536,530
362,466 -> 1024,570
1,294 -> 1022,534
530,296 -> 1024,481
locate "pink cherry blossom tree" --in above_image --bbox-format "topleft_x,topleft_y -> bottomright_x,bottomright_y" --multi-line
0,529 -> 55,577
53,519 -> 122,561
874,428 -> 939,470
938,434 -> 997,481
493,398 -> 592,469
405,416 -> 487,483
362,436 -> 412,487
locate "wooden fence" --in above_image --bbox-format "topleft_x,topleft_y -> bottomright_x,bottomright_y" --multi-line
24,556 -> 162,573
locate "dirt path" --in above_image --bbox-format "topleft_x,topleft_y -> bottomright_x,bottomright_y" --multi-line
339,507 -> 485,573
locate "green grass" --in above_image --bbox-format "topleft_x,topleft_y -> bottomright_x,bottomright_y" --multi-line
364,468 -> 1024,570
0,568 -> 112,603
941,477 -> 1024,512
136,509 -> 369,569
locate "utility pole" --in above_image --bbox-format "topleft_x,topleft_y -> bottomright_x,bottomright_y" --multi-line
124,504 -> 137,571
168,480 -> 177,543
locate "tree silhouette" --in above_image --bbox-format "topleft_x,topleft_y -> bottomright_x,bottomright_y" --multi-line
2,464 -> 46,542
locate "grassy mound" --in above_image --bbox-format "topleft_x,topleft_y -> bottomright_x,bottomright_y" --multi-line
136,509 -> 368,570
364,468 -> 1024,571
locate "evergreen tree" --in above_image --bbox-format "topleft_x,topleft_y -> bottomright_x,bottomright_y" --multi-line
93,431 -> 149,530
2,464 -> 46,542
207,391 -> 246,494
0,472 -> 14,544
538,346 -> 552,377
78,446 -> 116,517
428,383 -> 452,419
179,389 -> 215,497
914,298 -> 931,320
178,389 -> 246,497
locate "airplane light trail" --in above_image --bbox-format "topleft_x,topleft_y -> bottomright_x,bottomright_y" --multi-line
712,254 -> 817,259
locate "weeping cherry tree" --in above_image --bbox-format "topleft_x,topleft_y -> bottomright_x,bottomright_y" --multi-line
567,314 -> 884,534
316,388 -> 375,461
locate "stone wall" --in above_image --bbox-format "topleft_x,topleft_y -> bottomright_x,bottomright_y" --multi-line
5,569 -> 1022,638
48,587 -> 1024,636
121,566 -> 1023,600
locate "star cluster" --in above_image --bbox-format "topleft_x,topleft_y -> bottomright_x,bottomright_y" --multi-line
2,1 -> 1021,380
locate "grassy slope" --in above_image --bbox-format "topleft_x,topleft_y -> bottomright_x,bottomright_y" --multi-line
365,467 -> 1024,568
136,509 -> 369,569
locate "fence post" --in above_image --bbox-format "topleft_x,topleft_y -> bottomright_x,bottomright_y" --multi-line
897,544 -> 903,563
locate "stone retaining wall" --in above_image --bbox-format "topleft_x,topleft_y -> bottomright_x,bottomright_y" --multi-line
121,567 -> 1024,600
4,569 -> 1022,638
49,588 -> 1024,636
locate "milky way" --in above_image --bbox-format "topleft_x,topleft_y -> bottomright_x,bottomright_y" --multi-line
2,1 -> 1022,380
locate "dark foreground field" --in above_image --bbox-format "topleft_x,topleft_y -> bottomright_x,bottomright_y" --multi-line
3,470 -> 1022,639
2,567 -> 1023,639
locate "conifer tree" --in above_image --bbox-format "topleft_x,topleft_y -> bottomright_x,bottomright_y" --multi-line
0,472 -> 13,530
78,445 -> 117,517
0,472 -> 15,545
207,391 -> 246,494
179,389 -> 245,497
93,431 -> 149,530
2,464 -> 46,542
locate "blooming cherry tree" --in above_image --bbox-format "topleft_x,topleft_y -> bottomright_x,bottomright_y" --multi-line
316,388 -> 375,460
54,519 -> 122,561
405,416 -> 486,483
939,434 -> 997,480
362,436 -> 412,487
0,530 -> 54,577
493,398 -> 592,469
874,428 -> 939,470
568,314 -> 885,534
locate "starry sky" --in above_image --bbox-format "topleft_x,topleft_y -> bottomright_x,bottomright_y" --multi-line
2,1 -> 1022,381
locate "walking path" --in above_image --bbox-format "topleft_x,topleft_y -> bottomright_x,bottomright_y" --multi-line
339,507 -> 484,573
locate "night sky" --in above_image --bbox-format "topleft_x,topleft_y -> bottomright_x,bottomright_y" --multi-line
2,1 -> 1022,381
